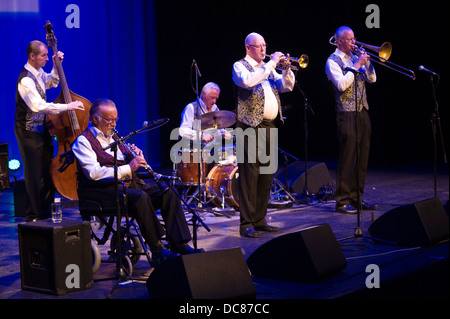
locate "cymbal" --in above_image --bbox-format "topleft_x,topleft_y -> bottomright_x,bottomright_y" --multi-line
199,110 -> 236,130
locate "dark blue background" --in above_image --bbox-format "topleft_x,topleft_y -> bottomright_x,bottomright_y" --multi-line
1,0 -> 448,179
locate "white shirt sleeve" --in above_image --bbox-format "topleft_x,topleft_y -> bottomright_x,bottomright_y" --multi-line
18,65 -> 68,114
72,134 -> 133,182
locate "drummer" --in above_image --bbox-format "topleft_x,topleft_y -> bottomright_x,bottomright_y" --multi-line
179,82 -> 231,142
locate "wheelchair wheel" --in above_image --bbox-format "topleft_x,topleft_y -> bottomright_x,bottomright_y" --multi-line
91,240 -> 101,274
110,231 -> 143,265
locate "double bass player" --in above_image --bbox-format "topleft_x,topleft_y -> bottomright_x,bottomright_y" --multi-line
15,40 -> 84,222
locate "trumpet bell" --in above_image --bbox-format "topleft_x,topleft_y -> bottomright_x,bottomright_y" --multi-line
297,54 -> 309,68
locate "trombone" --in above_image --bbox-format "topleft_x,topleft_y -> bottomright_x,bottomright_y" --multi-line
329,36 -> 416,80
265,53 -> 309,71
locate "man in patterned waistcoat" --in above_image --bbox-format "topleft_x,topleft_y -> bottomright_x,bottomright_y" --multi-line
325,26 -> 378,214
232,32 -> 295,238
15,40 -> 84,222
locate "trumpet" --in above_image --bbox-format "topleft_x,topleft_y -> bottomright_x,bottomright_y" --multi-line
329,36 -> 415,80
265,53 -> 309,70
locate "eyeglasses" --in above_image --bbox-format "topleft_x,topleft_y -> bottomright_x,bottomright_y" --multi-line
98,114 -> 119,123
248,43 -> 267,49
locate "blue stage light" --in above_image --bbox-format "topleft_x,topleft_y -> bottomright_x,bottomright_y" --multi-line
8,159 -> 21,171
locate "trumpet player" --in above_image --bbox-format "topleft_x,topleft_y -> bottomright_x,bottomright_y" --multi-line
72,98 -> 201,265
232,32 -> 295,238
325,26 -> 377,214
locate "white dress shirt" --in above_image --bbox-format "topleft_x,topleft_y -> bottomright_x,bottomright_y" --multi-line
71,124 -> 133,182
325,48 -> 376,92
18,62 -> 68,114
179,98 -> 219,140
232,55 -> 295,120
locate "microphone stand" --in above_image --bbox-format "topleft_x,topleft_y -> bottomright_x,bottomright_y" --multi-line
337,66 -> 391,244
333,68 -> 364,239
94,138 -> 127,297
193,60 -> 204,208
108,127 -> 210,254
427,73 -> 447,198
191,60 -> 210,239
294,81 -> 316,204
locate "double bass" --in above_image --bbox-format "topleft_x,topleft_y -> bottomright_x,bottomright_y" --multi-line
44,21 -> 92,200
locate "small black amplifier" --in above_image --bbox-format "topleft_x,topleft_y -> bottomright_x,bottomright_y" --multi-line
18,219 -> 93,295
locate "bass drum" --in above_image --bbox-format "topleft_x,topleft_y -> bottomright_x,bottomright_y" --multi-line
175,149 -> 209,184
206,164 -> 239,208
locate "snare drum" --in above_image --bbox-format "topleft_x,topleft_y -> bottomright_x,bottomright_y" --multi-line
206,164 -> 239,208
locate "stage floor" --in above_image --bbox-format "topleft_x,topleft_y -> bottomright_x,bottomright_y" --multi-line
0,162 -> 448,301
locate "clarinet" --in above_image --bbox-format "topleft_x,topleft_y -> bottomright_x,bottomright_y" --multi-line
113,128 -> 178,192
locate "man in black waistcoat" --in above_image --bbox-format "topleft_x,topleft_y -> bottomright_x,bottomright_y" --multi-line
15,40 -> 84,222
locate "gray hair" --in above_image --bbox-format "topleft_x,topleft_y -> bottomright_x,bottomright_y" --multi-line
201,82 -> 220,96
335,26 -> 353,40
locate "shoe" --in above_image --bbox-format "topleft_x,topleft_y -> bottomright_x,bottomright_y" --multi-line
240,228 -> 259,238
360,201 -> 378,210
336,204 -> 357,214
170,243 -> 204,255
255,225 -> 279,232
150,242 -> 180,266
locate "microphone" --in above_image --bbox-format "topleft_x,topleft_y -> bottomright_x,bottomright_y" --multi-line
142,118 -> 169,128
153,173 -> 181,181
344,66 -> 362,75
418,65 -> 438,76
193,59 -> 202,77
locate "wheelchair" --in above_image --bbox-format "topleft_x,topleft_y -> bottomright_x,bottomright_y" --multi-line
78,187 -> 152,277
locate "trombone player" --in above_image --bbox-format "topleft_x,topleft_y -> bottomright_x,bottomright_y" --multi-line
325,26 -> 378,214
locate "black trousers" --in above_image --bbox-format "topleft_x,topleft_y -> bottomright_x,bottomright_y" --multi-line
237,120 -> 276,233
15,126 -> 55,219
78,180 -> 192,247
335,109 -> 371,207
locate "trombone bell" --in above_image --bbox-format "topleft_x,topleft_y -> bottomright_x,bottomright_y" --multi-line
328,35 -> 415,80
355,41 -> 392,61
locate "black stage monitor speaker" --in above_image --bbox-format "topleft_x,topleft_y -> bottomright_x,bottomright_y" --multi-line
18,219 -> 93,295
368,198 -> 449,247
275,161 -> 335,194
146,248 -> 256,299
247,224 -> 347,282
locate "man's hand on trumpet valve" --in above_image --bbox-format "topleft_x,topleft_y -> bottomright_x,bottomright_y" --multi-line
269,51 -> 286,65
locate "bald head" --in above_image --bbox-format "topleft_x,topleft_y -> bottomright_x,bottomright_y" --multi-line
244,32 -> 267,63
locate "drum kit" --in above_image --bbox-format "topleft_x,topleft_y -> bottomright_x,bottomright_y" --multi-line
173,110 -> 240,215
